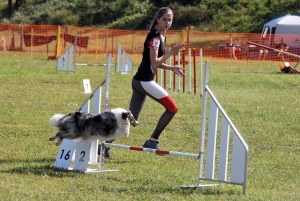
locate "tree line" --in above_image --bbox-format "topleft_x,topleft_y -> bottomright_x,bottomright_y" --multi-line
1,0 -> 300,32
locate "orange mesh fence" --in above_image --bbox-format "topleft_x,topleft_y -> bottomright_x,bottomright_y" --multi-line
0,24 -> 57,54
1,23 -> 299,66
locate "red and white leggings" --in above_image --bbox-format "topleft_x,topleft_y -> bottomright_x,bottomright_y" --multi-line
129,79 -> 178,140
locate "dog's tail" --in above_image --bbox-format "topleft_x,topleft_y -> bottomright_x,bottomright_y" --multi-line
49,114 -> 65,127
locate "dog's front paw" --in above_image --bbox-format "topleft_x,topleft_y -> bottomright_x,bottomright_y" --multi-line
55,140 -> 62,146
49,137 -> 55,141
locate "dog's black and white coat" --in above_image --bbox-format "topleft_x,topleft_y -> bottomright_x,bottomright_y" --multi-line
49,108 -> 139,146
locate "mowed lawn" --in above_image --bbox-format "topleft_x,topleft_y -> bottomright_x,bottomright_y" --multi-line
0,55 -> 299,201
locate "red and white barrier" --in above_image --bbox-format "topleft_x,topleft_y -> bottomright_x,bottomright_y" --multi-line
103,143 -> 199,158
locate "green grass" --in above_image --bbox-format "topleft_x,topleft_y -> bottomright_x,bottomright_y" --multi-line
0,55 -> 299,201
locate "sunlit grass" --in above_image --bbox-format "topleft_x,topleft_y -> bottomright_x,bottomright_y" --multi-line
0,55 -> 299,200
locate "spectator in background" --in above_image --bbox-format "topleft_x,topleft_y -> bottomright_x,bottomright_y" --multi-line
226,35 -> 237,59
277,38 -> 289,61
280,62 -> 300,74
258,37 -> 269,60
258,48 -> 268,60
0,37 -> 6,51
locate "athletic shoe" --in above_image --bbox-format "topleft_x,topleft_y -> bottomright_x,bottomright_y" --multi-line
105,148 -> 115,159
143,140 -> 161,149
98,144 -> 114,159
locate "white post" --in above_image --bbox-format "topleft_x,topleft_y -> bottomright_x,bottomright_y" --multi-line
99,54 -> 112,171
198,61 -> 210,184
188,48 -> 191,93
160,69 -> 163,87
177,51 -> 181,92
104,54 -> 111,111
122,50 -> 126,73
200,48 -> 203,97
117,45 -> 121,72
169,57 -> 172,90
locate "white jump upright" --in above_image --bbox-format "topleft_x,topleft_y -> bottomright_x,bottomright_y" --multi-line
181,61 -> 249,194
57,42 -> 75,72
53,54 -> 113,173
199,48 -> 203,97
117,43 -> 133,73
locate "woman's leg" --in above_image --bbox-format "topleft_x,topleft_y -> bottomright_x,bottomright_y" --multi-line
278,49 -> 283,59
258,50 -> 263,60
129,79 -> 147,121
103,79 -> 147,159
229,47 -> 237,59
131,80 -> 178,148
232,46 -> 237,59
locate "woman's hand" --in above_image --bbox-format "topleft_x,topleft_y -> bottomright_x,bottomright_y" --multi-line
172,66 -> 185,77
150,43 -> 185,68
170,43 -> 185,55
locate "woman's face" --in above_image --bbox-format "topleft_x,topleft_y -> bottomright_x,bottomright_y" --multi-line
156,11 -> 173,32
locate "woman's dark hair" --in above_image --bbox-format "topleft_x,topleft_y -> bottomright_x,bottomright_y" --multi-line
148,7 -> 173,32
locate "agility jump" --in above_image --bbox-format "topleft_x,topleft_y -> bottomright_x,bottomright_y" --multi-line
52,59 -> 249,194
98,61 -> 248,194
247,41 -> 300,72
57,42 -> 131,73
246,41 -> 300,59
74,43 -> 132,73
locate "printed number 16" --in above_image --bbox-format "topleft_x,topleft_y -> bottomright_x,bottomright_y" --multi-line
60,149 -> 71,160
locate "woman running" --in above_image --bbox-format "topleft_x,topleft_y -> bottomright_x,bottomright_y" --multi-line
129,7 -> 185,149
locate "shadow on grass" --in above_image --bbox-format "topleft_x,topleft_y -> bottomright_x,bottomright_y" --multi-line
0,157 -> 54,164
230,70 -> 282,74
108,158 -> 142,164
102,175 -> 242,196
0,158 -> 242,196
0,157 -> 83,178
100,183 -> 241,196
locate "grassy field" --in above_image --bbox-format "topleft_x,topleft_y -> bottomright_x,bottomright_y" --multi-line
0,55 -> 299,201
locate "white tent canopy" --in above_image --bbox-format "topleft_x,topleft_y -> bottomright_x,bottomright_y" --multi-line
261,14 -> 300,48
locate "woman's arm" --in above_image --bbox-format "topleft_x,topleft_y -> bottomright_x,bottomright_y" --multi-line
157,62 -> 172,70
150,43 -> 185,68
157,63 -> 185,77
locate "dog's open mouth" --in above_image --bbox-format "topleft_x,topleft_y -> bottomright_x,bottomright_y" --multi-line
131,121 -> 139,127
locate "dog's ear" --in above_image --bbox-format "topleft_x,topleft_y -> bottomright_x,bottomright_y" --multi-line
122,110 -> 130,120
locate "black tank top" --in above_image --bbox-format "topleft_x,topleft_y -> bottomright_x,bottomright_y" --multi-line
133,29 -> 166,81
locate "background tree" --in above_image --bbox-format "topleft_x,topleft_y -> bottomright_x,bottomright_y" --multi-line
0,0 -> 299,32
